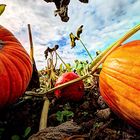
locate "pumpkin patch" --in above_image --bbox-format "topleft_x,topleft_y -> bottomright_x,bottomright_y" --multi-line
0,25 -> 32,107
99,40 -> 140,128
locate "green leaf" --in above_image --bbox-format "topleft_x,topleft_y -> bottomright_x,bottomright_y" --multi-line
11,135 -> 20,140
62,110 -> 74,119
76,63 -> 83,70
56,111 -> 64,122
65,63 -> 72,72
23,127 -> 31,138
56,110 -> 74,123
59,63 -> 63,72
0,4 -> 6,16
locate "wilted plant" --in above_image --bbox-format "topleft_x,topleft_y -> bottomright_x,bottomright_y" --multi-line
42,44 -> 73,90
69,25 -> 93,61
44,45 -> 58,89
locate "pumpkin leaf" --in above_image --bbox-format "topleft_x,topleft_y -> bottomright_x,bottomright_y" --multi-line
0,4 -> 6,16
76,25 -> 83,38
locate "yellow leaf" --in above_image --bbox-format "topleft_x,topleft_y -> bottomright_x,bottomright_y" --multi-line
0,4 -> 6,16
69,33 -> 78,48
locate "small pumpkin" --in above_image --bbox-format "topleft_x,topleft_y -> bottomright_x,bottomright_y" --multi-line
99,40 -> 140,128
0,25 -> 32,107
55,72 -> 84,101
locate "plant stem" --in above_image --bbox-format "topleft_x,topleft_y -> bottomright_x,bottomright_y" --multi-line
28,24 -> 34,63
39,97 -> 50,130
90,23 -> 140,69
79,39 -> 93,61
56,51 -> 71,70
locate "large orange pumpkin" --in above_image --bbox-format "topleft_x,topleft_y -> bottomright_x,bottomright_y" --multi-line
99,40 -> 140,128
0,25 -> 32,107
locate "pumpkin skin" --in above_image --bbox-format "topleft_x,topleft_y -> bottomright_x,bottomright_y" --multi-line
99,40 -> 140,128
55,72 -> 84,101
0,25 -> 32,107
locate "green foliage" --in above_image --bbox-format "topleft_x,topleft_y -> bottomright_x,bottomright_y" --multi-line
58,63 -> 72,75
74,60 -> 89,76
11,135 -> 20,140
23,127 -> 31,138
56,110 -> 74,123
0,4 -> 6,16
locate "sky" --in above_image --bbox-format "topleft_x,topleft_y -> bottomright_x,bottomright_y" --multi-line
0,0 -> 140,70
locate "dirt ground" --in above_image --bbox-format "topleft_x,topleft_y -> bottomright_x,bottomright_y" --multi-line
0,77 -> 140,140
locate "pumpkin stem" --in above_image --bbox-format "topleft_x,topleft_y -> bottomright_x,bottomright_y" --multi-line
0,40 -> 5,49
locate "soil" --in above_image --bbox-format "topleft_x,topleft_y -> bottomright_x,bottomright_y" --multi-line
0,77 -> 140,140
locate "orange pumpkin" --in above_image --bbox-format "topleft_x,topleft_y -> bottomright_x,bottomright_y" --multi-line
99,40 -> 140,128
0,25 -> 32,107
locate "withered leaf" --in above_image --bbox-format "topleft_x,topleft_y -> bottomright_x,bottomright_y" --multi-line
69,33 -> 78,48
79,0 -> 89,3
76,25 -> 83,38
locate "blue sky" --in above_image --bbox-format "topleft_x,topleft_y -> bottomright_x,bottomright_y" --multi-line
0,0 -> 140,70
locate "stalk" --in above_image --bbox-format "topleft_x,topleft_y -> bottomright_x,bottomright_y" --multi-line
28,24 -> 34,62
56,51 -> 70,70
90,24 -> 140,69
79,39 -> 93,61
39,97 -> 50,130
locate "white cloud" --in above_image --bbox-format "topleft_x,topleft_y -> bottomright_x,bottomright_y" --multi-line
0,0 -> 140,70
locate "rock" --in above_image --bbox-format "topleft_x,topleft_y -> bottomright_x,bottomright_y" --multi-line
96,108 -> 111,120
28,121 -> 82,140
97,96 -> 107,109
